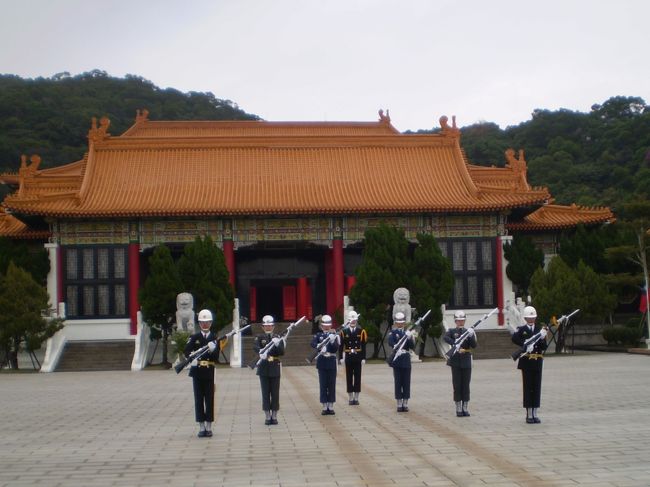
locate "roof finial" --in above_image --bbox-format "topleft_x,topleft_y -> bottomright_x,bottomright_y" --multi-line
439,115 -> 460,137
135,109 -> 149,123
378,109 -> 391,123
88,116 -> 111,143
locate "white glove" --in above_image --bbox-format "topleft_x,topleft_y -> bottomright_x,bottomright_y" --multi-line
361,359 -> 366,365
260,353 -> 268,360
405,330 -> 413,338
467,328 -> 475,337
190,359 -> 198,367
272,337 -> 283,346
207,341 -> 217,352
328,333 -> 338,343
526,344 -> 534,353
339,359 -> 344,365
540,328 -> 548,338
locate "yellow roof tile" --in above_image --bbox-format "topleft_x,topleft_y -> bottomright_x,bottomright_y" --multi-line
507,204 -> 615,230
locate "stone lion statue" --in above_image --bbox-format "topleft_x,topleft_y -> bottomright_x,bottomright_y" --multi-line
176,292 -> 195,333
392,287 -> 412,323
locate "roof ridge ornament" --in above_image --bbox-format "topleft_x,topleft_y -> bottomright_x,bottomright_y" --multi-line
17,154 -> 42,197
439,115 -> 460,137
135,108 -> 149,124
88,116 -> 111,143
504,148 -> 530,191
378,109 -> 391,123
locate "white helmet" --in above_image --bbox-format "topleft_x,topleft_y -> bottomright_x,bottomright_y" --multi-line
262,315 -> 275,325
453,310 -> 466,321
523,306 -> 537,319
347,310 -> 359,321
394,312 -> 406,323
198,309 -> 213,322
321,314 -> 333,326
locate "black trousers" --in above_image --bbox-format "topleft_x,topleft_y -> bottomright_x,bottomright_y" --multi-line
318,368 -> 337,403
192,375 -> 215,422
259,375 -> 281,411
345,361 -> 362,393
451,367 -> 472,402
393,367 -> 411,399
521,368 -> 543,408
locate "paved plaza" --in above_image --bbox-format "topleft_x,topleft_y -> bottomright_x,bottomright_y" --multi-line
1,352 -> 649,487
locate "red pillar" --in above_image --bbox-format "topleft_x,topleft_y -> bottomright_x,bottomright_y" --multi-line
345,275 -> 356,295
332,238 -> 344,325
297,277 -> 308,319
325,249 -> 334,317
496,236 -> 504,326
223,240 -> 235,287
128,243 -> 140,335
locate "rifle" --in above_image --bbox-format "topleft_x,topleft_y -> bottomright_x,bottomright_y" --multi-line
445,307 -> 498,360
304,314 -> 358,363
306,330 -> 340,364
175,324 -> 251,374
249,316 -> 306,369
511,309 -> 579,361
387,309 -> 431,365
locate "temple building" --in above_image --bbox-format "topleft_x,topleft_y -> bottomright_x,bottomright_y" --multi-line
0,110 -> 614,351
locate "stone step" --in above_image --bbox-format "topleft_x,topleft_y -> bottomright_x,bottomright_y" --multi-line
56,340 -> 134,372
472,330 -> 516,359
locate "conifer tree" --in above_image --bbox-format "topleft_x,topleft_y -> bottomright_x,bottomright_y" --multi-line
530,256 -> 616,352
409,233 -> 453,356
349,223 -> 410,358
138,245 -> 182,367
177,236 -> 235,332
504,235 -> 544,297
0,262 -> 63,369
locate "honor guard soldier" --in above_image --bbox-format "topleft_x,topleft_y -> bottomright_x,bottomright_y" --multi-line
311,314 -> 340,415
339,311 -> 368,405
184,309 -> 223,437
443,310 -> 477,417
512,306 -> 548,424
254,315 -> 285,425
388,312 -> 416,412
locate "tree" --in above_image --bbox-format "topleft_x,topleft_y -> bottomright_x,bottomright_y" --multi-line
138,245 -> 182,367
529,257 -> 616,352
0,238 -> 50,286
559,225 -> 608,273
409,233 -> 453,356
606,201 -> 650,339
0,262 -> 63,369
349,223 -> 410,359
504,235 -> 544,297
177,236 -> 234,333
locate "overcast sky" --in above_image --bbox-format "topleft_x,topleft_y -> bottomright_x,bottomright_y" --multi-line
1,0 -> 648,132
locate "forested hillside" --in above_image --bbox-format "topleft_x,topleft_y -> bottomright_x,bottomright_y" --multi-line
0,70 -> 259,172
1,72 -> 648,210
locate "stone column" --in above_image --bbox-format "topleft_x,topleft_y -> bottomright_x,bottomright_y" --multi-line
44,243 -> 59,316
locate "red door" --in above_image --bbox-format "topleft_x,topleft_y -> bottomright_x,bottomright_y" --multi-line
250,286 -> 257,322
282,285 -> 297,321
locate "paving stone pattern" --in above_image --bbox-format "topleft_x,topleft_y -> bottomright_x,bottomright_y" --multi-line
1,353 -> 649,486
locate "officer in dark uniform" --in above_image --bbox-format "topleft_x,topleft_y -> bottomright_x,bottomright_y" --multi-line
184,309 -> 222,438
388,312 -> 416,412
254,315 -> 285,425
443,310 -> 477,417
511,305 -> 548,424
310,314 -> 340,415
338,310 -> 367,405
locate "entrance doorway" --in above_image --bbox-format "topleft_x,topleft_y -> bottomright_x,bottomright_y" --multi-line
255,284 -> 283,321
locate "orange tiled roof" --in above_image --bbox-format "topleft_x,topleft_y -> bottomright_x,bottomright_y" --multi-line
506,204 -> 615,231
0,211 -> 50,239
1,114 -> 552,218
